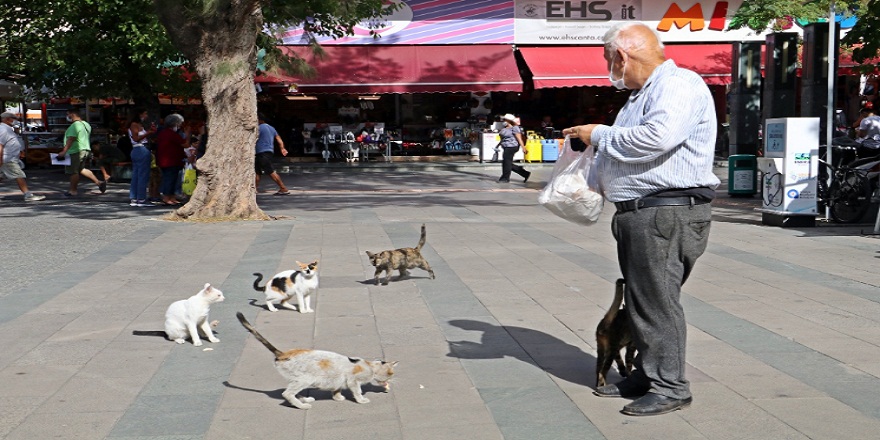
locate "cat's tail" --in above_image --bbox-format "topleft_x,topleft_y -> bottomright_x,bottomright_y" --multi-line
416,223 -> 427,250
600,279 -> 626,328
252,273 -> 266,292
236,312 -> 283,358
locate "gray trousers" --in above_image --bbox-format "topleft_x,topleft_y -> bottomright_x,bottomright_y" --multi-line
611,203 -> 712,399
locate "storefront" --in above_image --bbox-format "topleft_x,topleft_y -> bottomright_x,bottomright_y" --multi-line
256,0 -> 868,161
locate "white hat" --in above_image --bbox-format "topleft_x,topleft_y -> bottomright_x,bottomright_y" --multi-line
0,112 -> 18,120
501,113 -> 516,123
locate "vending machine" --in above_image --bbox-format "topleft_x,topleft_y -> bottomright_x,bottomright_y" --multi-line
756,117 -> 820,227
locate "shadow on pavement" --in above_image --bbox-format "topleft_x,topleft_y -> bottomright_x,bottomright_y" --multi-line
222,381 -> 390,407
445,319 -> 602,389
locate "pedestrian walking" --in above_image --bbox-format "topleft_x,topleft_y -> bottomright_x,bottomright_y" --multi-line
497,113 -> 530,183
0,112 -> 45,201
55,108 -> 106,197
563,22 -> 720,416
255,114 -> 289,195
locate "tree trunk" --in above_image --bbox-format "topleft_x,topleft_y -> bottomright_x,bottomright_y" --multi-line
154,1 -> 269,221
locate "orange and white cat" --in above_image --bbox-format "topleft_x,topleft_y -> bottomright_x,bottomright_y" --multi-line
237,312 -> 397,409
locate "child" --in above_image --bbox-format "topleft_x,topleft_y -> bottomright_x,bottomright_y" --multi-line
91,140 -> 126,182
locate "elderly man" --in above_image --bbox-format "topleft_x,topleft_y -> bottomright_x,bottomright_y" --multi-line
563,22 -> 719,416
0,112 -> 46,201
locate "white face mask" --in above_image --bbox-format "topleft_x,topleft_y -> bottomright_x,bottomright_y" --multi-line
608,52 -> 627,90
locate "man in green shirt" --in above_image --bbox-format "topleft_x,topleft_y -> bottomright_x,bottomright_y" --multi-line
56,108 -> 106,196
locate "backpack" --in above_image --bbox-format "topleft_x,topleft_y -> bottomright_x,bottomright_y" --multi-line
116,134 -> 133,161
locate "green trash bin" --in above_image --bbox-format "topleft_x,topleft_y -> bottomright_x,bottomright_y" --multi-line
728,154 -> 757,197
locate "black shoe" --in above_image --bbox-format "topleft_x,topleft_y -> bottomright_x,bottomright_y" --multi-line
593,381 -> 650,398
497,178 -> 510,183
98,181 -> 107,194
523,171 -> 531,183
621,393 -> 692,416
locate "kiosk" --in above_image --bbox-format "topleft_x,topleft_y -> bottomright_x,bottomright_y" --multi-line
756,117 -> 820,227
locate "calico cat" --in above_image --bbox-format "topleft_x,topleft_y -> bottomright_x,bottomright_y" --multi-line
595,278 -> 636,387
253,260 -> 319,313
365,224 -> 435,285
164,283 -> 224,346
236,312 -> 397,409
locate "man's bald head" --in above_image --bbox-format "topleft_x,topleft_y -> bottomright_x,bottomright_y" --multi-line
603,22 -> 665,63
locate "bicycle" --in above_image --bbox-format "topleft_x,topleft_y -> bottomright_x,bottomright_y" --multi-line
817,143 -> 880,223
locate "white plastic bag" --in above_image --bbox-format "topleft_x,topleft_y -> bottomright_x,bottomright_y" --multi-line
537,136 -> 604,225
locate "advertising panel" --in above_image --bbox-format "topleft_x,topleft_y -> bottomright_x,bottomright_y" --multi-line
281,0 -> 515,45
279,0 -> 854,46
514,0 -> 772,44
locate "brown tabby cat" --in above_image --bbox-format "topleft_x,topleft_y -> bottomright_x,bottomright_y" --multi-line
365,223 -> 435,285
236,312 -> 397,409
595,278 -> 636,387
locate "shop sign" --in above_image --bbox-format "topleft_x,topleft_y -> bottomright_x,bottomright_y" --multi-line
515,0 -> 784,44
279,0 -> 854,46
281,0 -> 514,45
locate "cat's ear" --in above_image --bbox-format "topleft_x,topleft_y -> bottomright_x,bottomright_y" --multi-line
348,357 -> 362,364
203,283 -> 212,291
365,251 -> 374,257
311,260 -> 319,267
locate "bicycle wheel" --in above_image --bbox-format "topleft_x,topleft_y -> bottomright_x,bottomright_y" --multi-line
828,170 -> 872,223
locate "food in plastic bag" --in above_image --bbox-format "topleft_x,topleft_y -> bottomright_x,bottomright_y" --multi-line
537,136 -> 604,225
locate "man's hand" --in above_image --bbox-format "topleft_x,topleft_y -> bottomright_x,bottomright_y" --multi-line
562,124 -> 600,147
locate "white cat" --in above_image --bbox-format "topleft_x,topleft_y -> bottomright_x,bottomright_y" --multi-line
164,283 -> 224,346
252,260 -> 319,313
237,312 -> 397,409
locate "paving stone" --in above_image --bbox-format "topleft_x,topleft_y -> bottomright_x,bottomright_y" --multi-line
3,166 -> 880,439
4,410 -> 124,440
753,396 -> 880,439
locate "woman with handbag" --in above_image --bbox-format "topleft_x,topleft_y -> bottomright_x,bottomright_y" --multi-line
127,111 -> 156,207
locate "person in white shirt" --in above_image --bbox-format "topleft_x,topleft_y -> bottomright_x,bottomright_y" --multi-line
0,112 -> 45,201
563,22 -> 718,417
855,107 -> 880,157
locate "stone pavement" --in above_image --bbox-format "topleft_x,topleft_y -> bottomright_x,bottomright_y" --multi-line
1,162 -> 880,439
